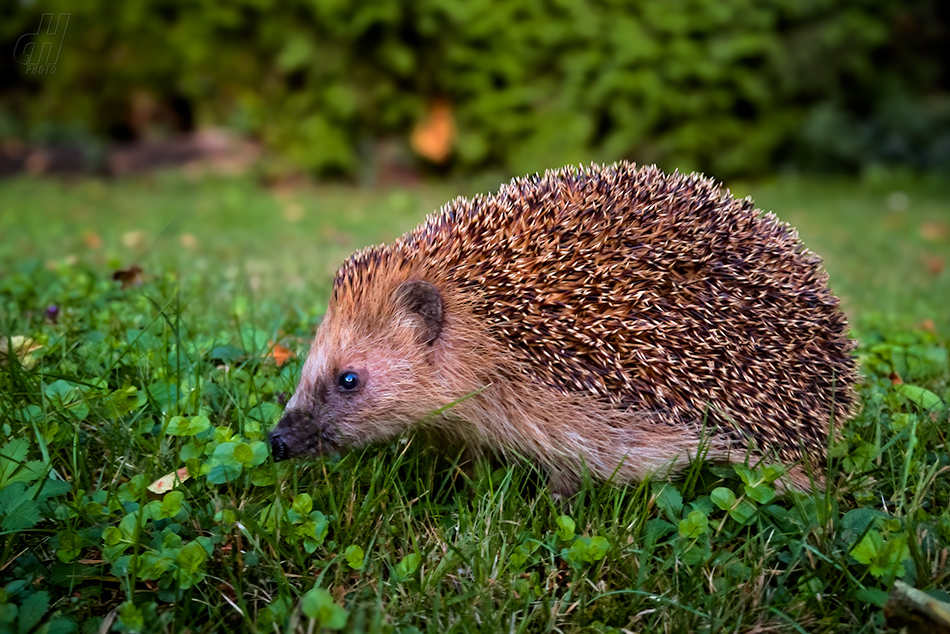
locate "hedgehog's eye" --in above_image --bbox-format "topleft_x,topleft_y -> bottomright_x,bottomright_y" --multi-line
338,371 -> 360,392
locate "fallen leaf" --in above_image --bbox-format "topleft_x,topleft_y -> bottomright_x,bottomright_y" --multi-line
924,256 -> 944,276
179,233 -> 199,249
920,222 -> 949,241
112,265 -> 144,289
45,255 -> 78,270
25,150 -> 51,175
83,231 -> 103,250
919,319 -> 936,332
0,336 -> 43,367
283,202 -> 304,222
122,230 -> 145,248
269,342 -> 295,367
147,467 -> 191,494
411,99 -> 455,163
889,371 -> 903,386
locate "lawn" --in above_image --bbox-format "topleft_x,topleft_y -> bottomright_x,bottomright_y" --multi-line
0,171 -> 948,633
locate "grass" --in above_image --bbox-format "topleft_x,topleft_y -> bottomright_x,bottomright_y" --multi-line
0,171 -> 948,633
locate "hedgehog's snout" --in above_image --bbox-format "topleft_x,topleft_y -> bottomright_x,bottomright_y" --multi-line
269,408 -> 306,461
269,430 -> 289,462
269,408 -> 341,461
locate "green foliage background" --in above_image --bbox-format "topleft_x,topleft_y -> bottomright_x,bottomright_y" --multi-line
1,0 -> 948,177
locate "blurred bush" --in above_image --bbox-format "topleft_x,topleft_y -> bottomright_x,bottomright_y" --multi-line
1,0 -> 947,178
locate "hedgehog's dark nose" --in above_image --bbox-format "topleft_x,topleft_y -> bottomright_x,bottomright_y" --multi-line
269,431 -> 289,462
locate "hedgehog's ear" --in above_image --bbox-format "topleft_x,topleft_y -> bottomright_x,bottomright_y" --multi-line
394,280 -> 444,345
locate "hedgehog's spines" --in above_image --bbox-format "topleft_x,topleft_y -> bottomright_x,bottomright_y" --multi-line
330,161 -> 857,472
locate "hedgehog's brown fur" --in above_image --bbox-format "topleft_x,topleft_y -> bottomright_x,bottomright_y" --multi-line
269,162 -> 858,495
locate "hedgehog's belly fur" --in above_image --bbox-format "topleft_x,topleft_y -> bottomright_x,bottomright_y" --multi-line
446,376 -> 736,495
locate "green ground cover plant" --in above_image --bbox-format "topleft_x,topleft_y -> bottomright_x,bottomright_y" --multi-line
0,173 -> 947,632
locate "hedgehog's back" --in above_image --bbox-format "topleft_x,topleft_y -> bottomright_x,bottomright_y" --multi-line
397,162 -> 856,464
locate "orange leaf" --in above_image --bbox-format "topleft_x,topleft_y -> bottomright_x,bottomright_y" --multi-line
83,231 -> 103,250
920,222 -> 949,241
411,99 -> 455,163
269,342 -> 295,367
924,256 -> 944,276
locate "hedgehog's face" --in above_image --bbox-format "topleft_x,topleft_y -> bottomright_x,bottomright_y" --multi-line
268,280 -> 446,462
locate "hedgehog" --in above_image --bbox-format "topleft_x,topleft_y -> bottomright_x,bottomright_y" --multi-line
268,162 -> 857,496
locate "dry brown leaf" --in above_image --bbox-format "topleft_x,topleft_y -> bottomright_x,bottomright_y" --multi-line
112,265 -> 144,289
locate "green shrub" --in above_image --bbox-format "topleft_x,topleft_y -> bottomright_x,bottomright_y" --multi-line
3,0 -> 945,177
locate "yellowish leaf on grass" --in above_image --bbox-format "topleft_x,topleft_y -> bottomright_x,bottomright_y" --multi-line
122,230 -> 145,248
147,467 -> 191,494
0,336 -> 43,368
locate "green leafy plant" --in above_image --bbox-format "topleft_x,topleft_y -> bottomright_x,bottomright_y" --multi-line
301,587 -> 348,630
344,544 -> 365,571
850,529 -> 911,584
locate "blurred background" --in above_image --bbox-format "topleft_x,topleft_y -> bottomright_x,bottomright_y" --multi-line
1,0 -> 948,333
1,0 -> 948,181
